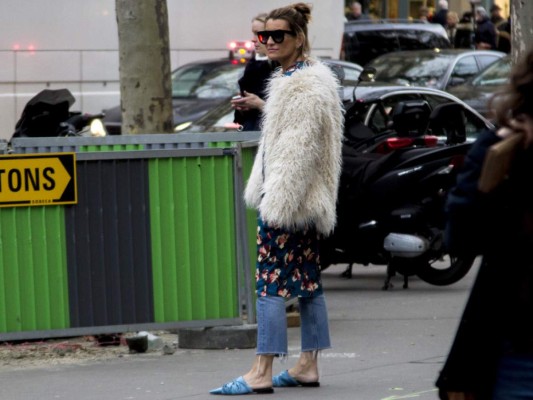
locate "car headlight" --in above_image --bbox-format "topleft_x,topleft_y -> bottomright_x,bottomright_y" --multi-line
174,121 -> 192,132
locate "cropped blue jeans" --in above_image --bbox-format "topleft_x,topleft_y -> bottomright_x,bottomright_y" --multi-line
256,294 -> 331,355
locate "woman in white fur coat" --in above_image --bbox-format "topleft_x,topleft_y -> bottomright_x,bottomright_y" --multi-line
210,3 -> 344,396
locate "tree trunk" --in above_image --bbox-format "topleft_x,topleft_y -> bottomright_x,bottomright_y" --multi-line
116,0 -> 173,134
511,0 -> 533,64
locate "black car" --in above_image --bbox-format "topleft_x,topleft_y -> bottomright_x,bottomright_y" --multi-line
181,82 -> 492,142
340,19 -> 451,66
447,55 -> 511,118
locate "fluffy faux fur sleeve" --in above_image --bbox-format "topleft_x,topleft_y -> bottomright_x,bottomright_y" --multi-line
244,60 -> 344,236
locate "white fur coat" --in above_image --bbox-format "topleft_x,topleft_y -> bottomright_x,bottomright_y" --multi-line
244,60 -> 344,236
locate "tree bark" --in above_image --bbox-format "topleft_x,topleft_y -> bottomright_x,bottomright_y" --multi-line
511,0 -> 533,64
116,0 -> 173,134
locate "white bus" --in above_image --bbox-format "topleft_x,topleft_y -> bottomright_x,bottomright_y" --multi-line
0,0 -> 344,141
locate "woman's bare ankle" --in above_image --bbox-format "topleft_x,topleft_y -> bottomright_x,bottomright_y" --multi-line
288,351 -> 319,382
243,355 -> 274,388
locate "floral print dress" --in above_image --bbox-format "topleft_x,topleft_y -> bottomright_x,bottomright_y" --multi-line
255,218 -> 323,298
255,61 -> 323,299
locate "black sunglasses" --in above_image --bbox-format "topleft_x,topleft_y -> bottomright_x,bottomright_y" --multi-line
257,30 -> 296,44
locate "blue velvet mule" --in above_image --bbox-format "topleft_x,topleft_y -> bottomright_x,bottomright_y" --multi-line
210,376 -> 274,395
272,370 -> 320,387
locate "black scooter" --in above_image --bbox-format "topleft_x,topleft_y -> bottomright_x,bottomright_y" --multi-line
321,99 -> 477,289
11,88 -> 106,140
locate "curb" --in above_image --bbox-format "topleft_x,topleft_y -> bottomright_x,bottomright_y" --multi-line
178,324 -> 257,349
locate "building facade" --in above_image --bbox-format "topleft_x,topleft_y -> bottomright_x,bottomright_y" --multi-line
353,0 -> 509,20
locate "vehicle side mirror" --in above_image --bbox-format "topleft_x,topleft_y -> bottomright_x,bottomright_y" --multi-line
359,67 -> 376,83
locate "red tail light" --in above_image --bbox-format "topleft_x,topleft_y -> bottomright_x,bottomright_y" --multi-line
385,135 -> 439,149
386,137 -> 415,149
375,135 -> 440,154
423,135 -> 439,146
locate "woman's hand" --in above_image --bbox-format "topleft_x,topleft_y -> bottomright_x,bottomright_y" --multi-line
231,91 -> 265,112
475,42 -> 491,50
496,114 -> 533,149
496,126 -> 514,139
509,114 -> 533,148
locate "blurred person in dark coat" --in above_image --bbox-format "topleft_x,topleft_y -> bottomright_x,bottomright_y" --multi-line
454,12 -> 474,49
474,6 -> 497,50
496,17 -> 511,54
345,1 -> 369,21
489,5 -> 510,53
436,46 -> 533,400
432,0 -> 449,27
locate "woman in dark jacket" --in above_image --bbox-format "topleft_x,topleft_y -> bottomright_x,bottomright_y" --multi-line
436,48 -> 533,399
232,13 -> 278,132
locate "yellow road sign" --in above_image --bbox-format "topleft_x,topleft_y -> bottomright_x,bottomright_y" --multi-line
0,153 -> 77,207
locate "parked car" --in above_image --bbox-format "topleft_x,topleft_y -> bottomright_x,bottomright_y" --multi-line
104,58 -> 362,135
322,58 -> 364,85
447,55 -> 511,118
340,19 -> 451,66
103,58 -> 245,135
181,82 -> 492,142
365,49 -> 506,91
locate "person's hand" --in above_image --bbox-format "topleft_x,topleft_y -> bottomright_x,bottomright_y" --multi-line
475,42 -> 491,50
230,91 -> 265,111
508,114 -> 533,148
496,126 -> 513,139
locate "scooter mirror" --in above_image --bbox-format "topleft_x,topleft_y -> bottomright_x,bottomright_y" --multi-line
359,67 -> 376,83
351,67 -> 377,102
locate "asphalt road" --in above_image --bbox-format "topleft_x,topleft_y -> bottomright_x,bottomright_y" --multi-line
0,260 -> 480,400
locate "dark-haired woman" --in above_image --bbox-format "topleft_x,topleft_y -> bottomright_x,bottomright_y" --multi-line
210,2 -> 343,396
436,47 -> 533,399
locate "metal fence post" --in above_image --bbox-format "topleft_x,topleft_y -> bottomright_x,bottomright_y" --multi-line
231,143 -> 255,324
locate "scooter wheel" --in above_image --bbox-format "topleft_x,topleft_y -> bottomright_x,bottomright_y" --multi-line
416,254 -> 476,286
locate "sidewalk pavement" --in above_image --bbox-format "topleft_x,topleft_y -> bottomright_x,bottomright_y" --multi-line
0,262 -> 478,400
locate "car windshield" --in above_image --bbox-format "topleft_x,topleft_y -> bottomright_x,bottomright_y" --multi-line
471,57 -> 511,87
341,23 -> 450,65
368,52 -> 456,87
171,63 -> 244,99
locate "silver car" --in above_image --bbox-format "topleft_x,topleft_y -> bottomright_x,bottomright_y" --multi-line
365,49 -> 505,91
